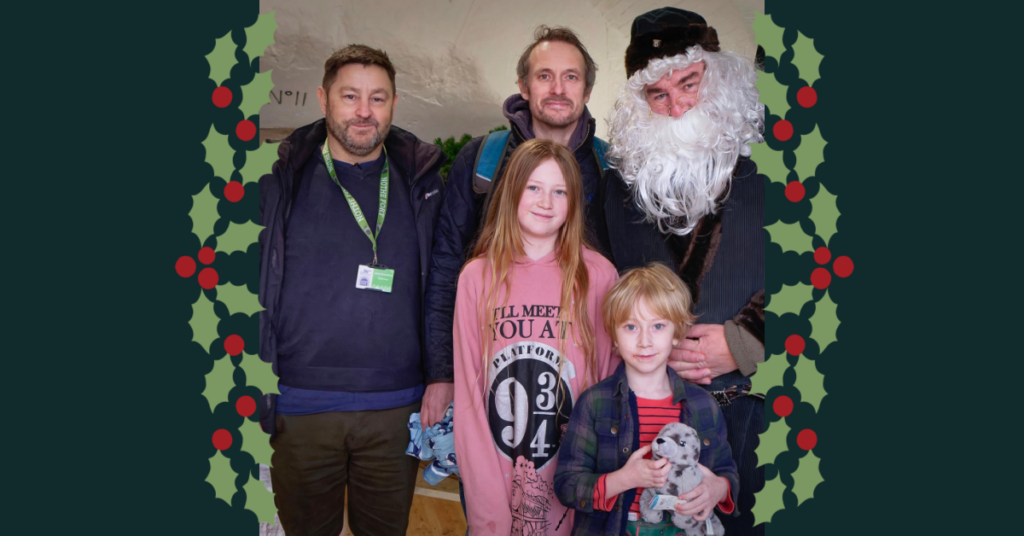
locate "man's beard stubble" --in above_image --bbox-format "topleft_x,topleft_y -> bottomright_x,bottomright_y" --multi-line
531,94 -> 582,130
325,104 -> 390,157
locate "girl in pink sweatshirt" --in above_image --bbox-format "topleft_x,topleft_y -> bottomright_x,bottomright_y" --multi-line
453,139 -> 621,536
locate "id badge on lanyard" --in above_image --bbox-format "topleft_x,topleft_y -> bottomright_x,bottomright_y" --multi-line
322,142 -> 395,293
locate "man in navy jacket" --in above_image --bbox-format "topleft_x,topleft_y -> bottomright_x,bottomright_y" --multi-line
258,44 -> 445,536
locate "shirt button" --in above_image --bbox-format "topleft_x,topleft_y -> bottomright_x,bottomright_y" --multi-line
623,447 -> 630,454
703,438 -> 711,446
610,426 -> 618,435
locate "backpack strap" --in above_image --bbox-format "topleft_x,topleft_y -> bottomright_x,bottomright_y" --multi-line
472,129 -> 512,195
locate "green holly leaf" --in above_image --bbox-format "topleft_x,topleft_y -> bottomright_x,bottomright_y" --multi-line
241,417 -> 274,467
207,451 -> 238,506
766,220 -> 813,255
752,474 -> 786,526
811,289 -> 839,352
217,283 -> 263,317
190,182 -> 221,244
752,11 -> 786,61
752,352 -> 789,395
792,30 -> 824,85
757,71 -> 789,118
810,181 -> 839,244
240,141 -> 280,185
203,123 -> 236,182
767,282 -> 813,317
241,466 -> 278,524
756,418 -> 790,468
792,451 -> 823,506
206,30 -> 238,85
793,355 -> 827,410
190,291 -> 220,354
793,124 -> 825,181
240,69 -> 274,119
216,220 -> 263,255
243,11 -> 278,61
204,356 -> 236,413
750,142 -> 788,185
241,352 -> 280,395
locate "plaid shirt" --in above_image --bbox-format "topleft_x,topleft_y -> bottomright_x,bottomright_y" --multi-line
554,363 -> 740,536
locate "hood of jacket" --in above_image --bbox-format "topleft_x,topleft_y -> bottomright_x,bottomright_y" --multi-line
502,94 -> 596,153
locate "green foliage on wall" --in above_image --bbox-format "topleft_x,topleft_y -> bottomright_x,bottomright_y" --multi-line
434,125 -> 508,181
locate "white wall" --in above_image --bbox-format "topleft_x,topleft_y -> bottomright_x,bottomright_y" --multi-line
258,0 -> 763,141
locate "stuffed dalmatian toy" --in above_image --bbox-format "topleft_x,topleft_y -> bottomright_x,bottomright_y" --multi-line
638,422 -> 725,536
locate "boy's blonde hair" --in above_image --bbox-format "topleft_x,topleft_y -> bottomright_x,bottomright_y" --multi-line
602,263 -> 696,339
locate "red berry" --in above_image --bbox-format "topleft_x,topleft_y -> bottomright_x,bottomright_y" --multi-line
814,247 -> 831,265
224,334 -> 245,356
212,87 -> 233,108
176,256 -> 197,278
773,395 -> 794,417
198,267 -> 219,289
224,181 -> 245,202
785,181 -> 805,202
198,247 -> 216,265
236,396 -> 257,417
236,120 -> 256,141
212,429 -> 233,450
834,256 -> 854,278
797,429 -> 818,450
773,120 -> 794,141
785,335 -> 805,356
811,268 -> 831,289
797,87 -> 817,108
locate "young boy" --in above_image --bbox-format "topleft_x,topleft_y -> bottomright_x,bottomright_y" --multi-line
554,263 -> 739,536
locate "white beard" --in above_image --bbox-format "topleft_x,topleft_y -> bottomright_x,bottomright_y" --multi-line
607,47 -> 764,235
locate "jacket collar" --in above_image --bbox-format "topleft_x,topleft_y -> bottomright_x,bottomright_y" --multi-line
280,119 -> 442,187
611,361 -> 691,405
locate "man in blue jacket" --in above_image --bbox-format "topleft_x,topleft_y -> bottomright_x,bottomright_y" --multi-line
422,26 -> 609,426
258,44 -> 445,536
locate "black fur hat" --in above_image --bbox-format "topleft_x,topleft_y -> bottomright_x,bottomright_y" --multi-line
625,7 -> 720,78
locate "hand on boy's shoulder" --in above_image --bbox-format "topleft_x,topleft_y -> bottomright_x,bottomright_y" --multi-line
668,324 -> 738,385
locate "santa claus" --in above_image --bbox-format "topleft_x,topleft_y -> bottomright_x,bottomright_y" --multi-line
596,7 -> 766,535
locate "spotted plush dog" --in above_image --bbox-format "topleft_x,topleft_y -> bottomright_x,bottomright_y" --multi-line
639,422 -> 725,535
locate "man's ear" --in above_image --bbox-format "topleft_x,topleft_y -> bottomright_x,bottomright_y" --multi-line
518,78 -> 530,101
317,86 -> 328,117
582,89 -> 591,106
391,91 -> 398,112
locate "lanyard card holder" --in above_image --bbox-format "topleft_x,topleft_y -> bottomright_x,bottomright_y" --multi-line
356,263 -> 394,293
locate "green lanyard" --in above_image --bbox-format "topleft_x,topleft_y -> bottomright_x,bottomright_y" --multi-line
321,142 -> 389,265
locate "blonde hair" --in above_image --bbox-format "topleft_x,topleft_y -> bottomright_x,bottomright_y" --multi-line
603,263 -> 695,340
469,138 -> 596,406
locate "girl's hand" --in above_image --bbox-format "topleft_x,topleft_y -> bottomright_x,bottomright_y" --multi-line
674,464 -> 728,521
605,445 -> 671,496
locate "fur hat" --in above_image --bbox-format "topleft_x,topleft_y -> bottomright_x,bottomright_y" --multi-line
625,7 -> 720,78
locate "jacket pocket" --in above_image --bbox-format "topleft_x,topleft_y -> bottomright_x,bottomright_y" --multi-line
594,418 -> 621,474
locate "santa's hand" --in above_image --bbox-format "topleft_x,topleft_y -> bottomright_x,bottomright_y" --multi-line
675,324 -> 737,382
668,346 -> 711,385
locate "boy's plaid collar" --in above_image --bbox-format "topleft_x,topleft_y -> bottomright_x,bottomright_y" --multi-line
611,362 -> 691,404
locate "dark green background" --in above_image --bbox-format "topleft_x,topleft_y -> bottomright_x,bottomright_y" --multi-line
7,0 -> 1017,534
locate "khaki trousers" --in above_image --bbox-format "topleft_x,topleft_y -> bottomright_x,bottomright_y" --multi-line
270,401 -> 421,536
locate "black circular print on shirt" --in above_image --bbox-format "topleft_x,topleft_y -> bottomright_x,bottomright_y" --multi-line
486,341 -> 575,471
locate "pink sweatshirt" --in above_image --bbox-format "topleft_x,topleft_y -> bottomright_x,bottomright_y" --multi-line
453,248 -> 621,536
